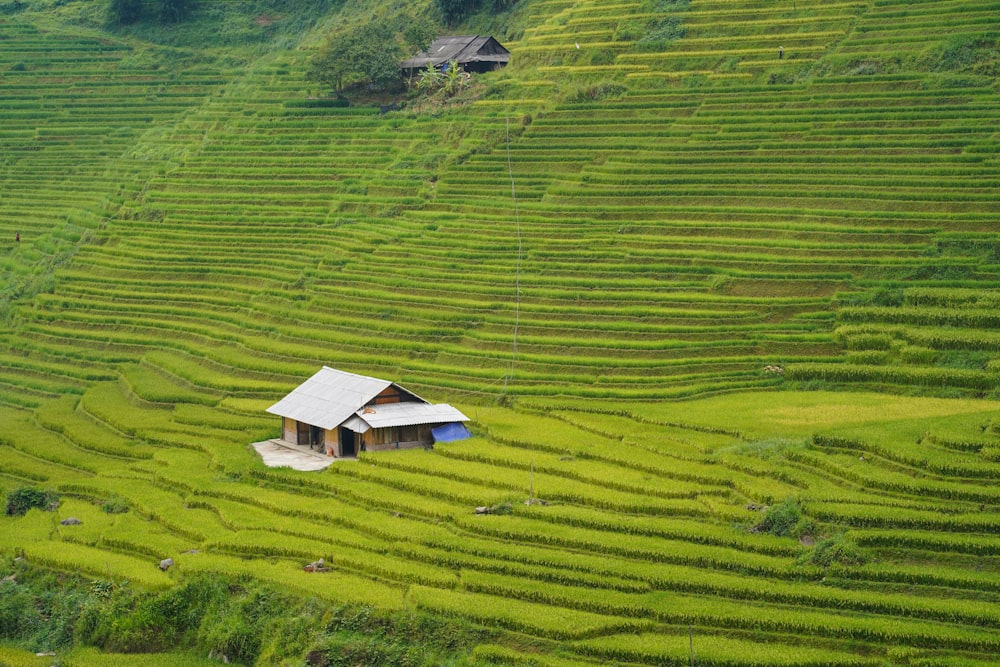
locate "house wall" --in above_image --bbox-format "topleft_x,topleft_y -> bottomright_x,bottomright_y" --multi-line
363,424 -> 437,452
325,428 -> 337,457
282,417 -> 296,443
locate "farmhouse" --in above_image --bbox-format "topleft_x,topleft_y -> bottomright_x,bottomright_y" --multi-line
400,35 -> 510,76
266,367 -> 470,458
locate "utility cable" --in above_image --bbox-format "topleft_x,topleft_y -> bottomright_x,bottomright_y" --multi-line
502,116 -> 522,395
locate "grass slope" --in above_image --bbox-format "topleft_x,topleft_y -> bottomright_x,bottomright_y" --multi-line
1,0 -> 999,664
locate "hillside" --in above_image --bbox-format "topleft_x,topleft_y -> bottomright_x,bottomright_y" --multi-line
1,0 -> 1000,665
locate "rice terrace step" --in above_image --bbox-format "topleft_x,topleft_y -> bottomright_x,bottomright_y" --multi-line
0,0 -> 998,664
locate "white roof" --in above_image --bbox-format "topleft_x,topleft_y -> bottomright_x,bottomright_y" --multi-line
341,414 -> 371,434
356,402 -> 469,429
266,366 -> 392,430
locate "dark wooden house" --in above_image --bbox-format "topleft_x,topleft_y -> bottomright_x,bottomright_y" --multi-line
266,367 -> 470,458
400,35 -> 510,76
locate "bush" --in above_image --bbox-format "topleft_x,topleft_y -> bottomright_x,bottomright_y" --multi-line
800,534 -> 869,567
102,497 -> 129,514
5,487 -> 56,517
569,83 -> 627,103
754,498 -> 812,538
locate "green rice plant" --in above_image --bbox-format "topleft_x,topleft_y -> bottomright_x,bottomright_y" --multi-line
574,632 -> 874,666
58,647 -> 221,667
837,559 -> 1000,593
514,503 -> 801,557
335,460 -> 509,508
369,447 -> 714,512
804,500 -> 1000,532
850,528 -> 1000,556
96,510 -> 194,560
0,409 -> 113,475
394,541 -> 650,594
790,449 -> 1000,503
21,540 -> 173,591
786,363 -> 997,391
36,396 -> 152,460
179,552 -> 405,610
142,350 -> 290,394
408,585 -> 651,640
469,645 -> 591,667
0,447 -> 77,485
478,569 -> 1000,649
452,512 -> 792,577
813,431 -> 1000,480
120,363 -> 216,406
0,646 -> 53,667
57,476 -> 229,543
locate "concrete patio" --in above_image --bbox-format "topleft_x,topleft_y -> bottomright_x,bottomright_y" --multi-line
251,439 -> 346,471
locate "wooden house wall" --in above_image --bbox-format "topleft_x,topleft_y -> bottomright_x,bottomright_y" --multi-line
363,424 -> 436,452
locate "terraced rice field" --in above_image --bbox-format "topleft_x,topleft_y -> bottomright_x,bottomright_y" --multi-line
3,389 -> 1000,665
1,0 -> 999,663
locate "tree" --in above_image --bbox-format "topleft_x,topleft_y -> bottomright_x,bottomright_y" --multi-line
159,0 -> 191,24
108,0 -> 143,25
308,19 -> 406,95
403,16 -> 437,54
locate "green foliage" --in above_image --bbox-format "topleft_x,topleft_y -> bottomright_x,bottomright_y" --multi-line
402,16 -> 437,55
5,487 -> 56,517
4,1 -> 1000,665
434,0 -> 498,27
312,605 -> 486,667
101,497 -> 129,514
568,82 -> 628,103
754,498 -> 813,538
800,533 -> 868,567
309,18 -> 411,95
106,0 -> 192,25
932,32 -> 999,76
107,0 -> 142,25
158,0 -> 192,24
413,62 -> 445,94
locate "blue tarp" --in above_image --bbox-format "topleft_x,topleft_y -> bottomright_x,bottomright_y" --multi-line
431,422 -> 472,443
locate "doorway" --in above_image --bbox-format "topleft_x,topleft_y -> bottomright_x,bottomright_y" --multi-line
340,427 -> 356,457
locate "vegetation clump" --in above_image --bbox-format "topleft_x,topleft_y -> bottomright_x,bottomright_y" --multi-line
799,533 -> 869,567
308,15 -> 435,96
753,498 -> 814,539
101,497 -> 129,514
4,487 -> 57,517
1,562 -> 486,665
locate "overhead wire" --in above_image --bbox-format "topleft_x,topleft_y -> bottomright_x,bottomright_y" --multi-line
501,116 -> 522,396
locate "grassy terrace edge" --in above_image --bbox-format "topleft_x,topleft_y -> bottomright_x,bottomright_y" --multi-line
1,0 -> 999,665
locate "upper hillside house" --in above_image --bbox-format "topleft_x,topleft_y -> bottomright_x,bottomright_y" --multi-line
266,367 -> 471,457
400,35 -> 510,77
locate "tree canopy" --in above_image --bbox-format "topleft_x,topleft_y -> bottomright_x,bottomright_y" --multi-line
107,0 -> 193,26
308,16 -> 436,95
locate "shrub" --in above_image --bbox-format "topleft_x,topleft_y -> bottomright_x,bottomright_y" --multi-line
5,486 -> 56,516
569,83 -> 627,103
801,533 -> 869,567
102,497 -> 129,514
754,498 -> 812,538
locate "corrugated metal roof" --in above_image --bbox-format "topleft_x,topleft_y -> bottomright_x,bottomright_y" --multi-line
400,35 -> 510,69
341,415 -> 371,434
357,402 -> 469,429
266,366 -> 392,430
